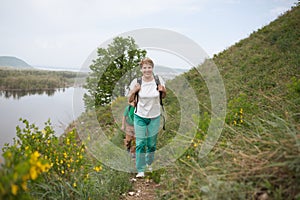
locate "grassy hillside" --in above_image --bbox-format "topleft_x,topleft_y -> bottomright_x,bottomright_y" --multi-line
157,3 -> 300,199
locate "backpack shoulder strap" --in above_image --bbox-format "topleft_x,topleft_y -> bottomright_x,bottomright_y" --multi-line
134,77 -> 142,113
154,75 -> 160,89
137,77 -> 142,85
154,75 -> 163,105
154,75 -> 166,130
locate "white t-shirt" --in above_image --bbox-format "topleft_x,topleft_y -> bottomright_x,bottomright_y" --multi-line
129,76 -> 165,118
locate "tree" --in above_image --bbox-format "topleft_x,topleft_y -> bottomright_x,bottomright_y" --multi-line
84,36 -> 146,109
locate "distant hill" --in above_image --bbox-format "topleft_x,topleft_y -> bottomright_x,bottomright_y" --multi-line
154,65 -> 188,81
0,56 -> 32,68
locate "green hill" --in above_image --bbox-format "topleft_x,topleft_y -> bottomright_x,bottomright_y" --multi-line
158,3 -> 300,199
214,3 -> 299,100
0,56 -> 32,68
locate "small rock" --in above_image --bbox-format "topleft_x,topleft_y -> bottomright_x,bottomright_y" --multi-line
128,191 -> 135,196
130,178 -> 137,182
257,193 -> 268,200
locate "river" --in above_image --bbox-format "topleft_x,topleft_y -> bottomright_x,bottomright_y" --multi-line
0,87 -> 86,155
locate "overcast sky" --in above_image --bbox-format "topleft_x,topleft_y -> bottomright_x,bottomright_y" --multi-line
0,0 -> 297,70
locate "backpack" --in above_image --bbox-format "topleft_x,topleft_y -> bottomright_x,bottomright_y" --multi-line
135,75 -> 165,130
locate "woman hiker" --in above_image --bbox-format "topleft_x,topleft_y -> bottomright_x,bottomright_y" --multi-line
128,57 -> 166,178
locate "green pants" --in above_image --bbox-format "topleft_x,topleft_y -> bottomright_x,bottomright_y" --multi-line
134,114 -> 160,173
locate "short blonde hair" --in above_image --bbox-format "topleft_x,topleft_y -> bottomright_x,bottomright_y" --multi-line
139,57 -> 154,68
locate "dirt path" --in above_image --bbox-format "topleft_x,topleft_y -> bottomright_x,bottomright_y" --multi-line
121,176 -> 161,200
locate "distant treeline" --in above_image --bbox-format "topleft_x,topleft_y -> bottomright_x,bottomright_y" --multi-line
0,68 -> 87,91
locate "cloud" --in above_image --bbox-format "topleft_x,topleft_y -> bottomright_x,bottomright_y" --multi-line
25,0 -> 206,22
0,0 -> 296,68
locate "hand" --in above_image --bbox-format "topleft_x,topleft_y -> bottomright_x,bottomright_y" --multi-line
133,83 -> 141,93
157,84 -> 165,92
128,83 -> 141,103
157,85 -> 166,98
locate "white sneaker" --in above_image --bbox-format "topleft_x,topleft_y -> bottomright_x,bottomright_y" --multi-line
136,172 -> 145,178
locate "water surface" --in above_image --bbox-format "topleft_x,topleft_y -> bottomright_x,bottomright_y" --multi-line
0,87 -> 86,152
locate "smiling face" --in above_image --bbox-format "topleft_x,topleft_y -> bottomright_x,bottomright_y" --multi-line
141,63 -> 153,79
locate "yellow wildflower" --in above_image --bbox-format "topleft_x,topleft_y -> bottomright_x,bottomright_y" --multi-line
41,163 -> 51,172
13,172 -> 18,181
30,166 -> 38,180
22,174 -> 30,181
73,182 -> 77,187
36,161 -> 43,169
94,166 -> 102,172
11,184 -> 18,195
21,181 -> 28,191
6,151 -> 12,158
31,151 -> 40,161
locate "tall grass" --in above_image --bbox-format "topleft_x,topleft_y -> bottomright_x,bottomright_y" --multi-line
157,97 -> 299,199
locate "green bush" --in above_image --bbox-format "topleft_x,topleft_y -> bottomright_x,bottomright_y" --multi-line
0,119 -> 131,200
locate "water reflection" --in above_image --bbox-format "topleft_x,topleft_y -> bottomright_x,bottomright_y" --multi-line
0,87 -> 86,158
0,88 -> 67,99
